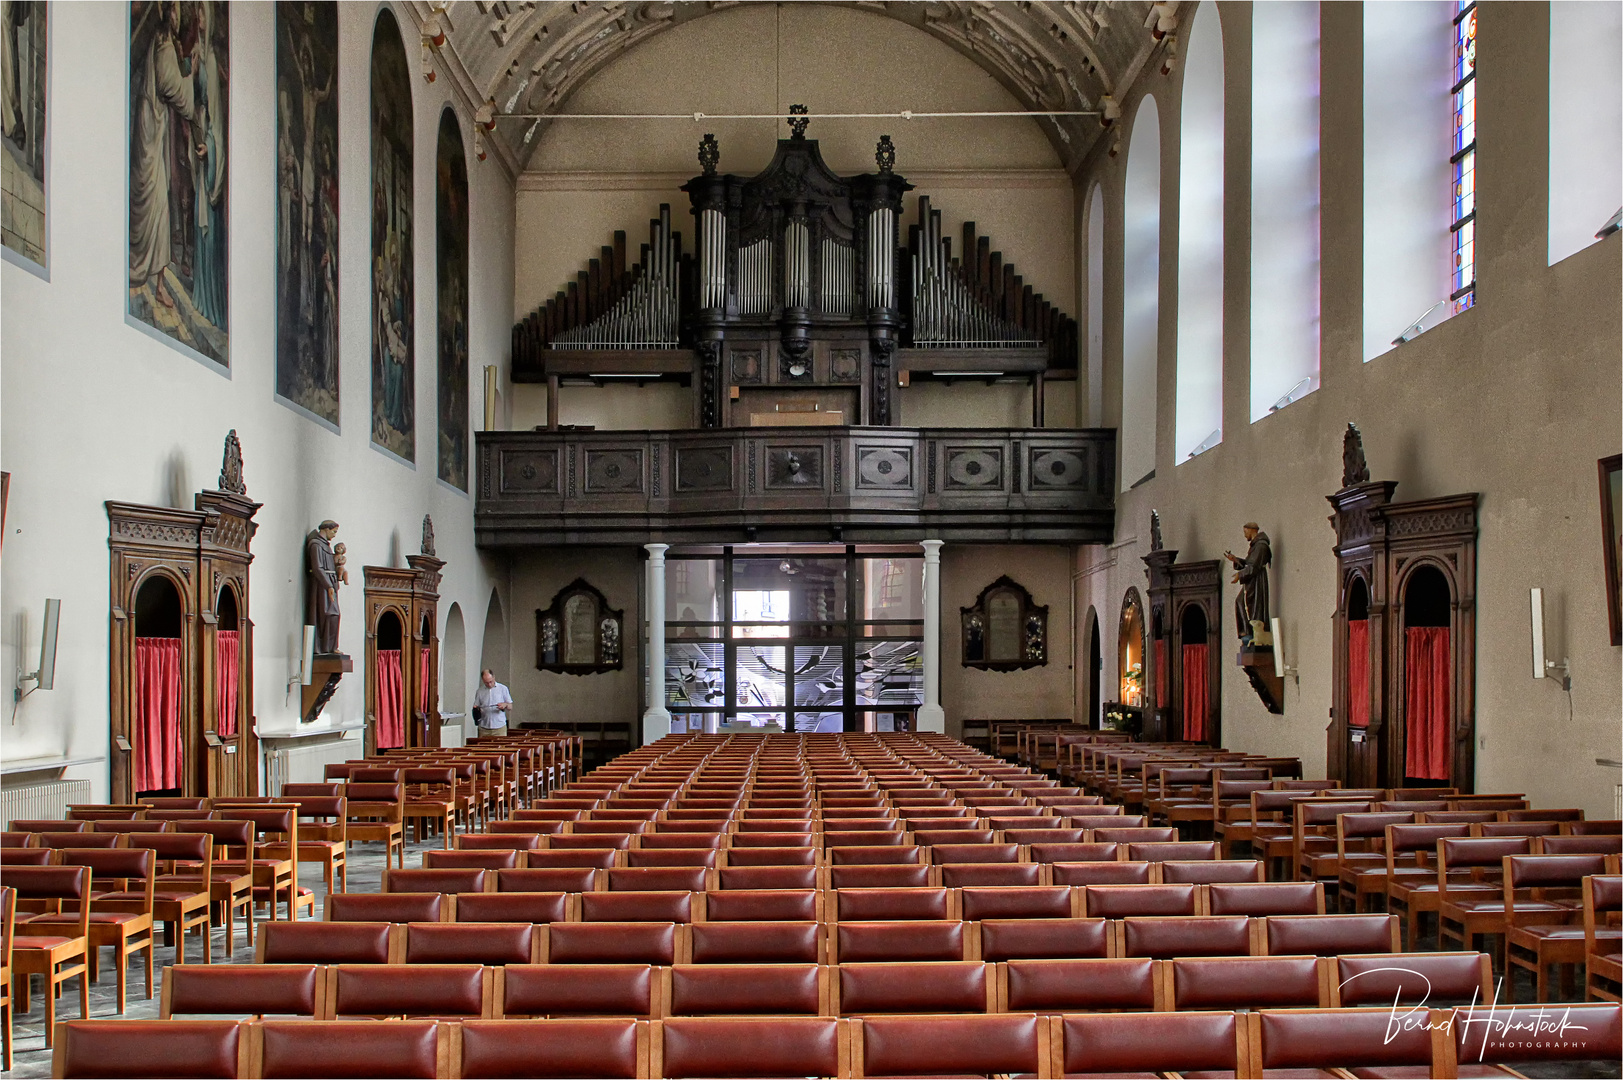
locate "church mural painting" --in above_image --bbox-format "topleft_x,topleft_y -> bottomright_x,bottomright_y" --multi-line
1,0 -> 46,267
436,108 -> 469,491
370,9 -> 413,463
127,0 -> 228,368
274,0 -> 338,426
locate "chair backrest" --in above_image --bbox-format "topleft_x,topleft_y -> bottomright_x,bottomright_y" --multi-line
344,782 -> 406,820
0,847 -> 51,865
57,1020 -> 242,1080
1207,881 -> 1324,916
457,892 -> 570,924
1452,1002 -> 1621,1068
704,889 -> 819,922
91,820 -> 172,835
1160,859 -> 1264,884
669,963 -> 823,1016
423,849 -> 521,870
1120,916 -> 1252,958
546,921 -> 679,964
383,866 -> 487,894
1263,913 -> 1399,956
501,964 -> 658,1018
405,921 -> 535,965
54,846 -> 156,902
1061,1010 -> 1242,1075
857,1014 -> 1044,1078
604,866 -> 708,892
331,963 -> 486,1018
496,867 -> 597,893
163,964 -> 321,1017
834,887 -> 950,921
661,1016 -> 838,1079
688,920 -> 824,964
1537,834 -> 1623,856
826,864 -> 932,889
1004,957 -> 1156,1010
580,890 -> 695,924
1337,951 -> 1492,1006
260,1019 -> 441,1078
1083,883 -> 1198,918
279,783 -> 343,797
138,797 -> 209,810
1052,861 -> 1154,887
8,819 -> 85,833
259,920 -> 392,964
325,891 -> 444,923
960,885 -> 1073,920
1171,955 -> 1327,1009
1255,1007 -> 1439,1073
838,960 -> 989,1014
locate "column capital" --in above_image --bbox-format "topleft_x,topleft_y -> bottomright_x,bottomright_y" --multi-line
645,543 -> 670,559
920,539 -> 944,560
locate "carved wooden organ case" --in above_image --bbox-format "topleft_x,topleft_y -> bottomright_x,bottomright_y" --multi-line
510,115 -> 1078,428
362,553 -> 444,754
1142,546 -> 1222,744
1327,470 -> 1479,792
106,478 -> 260,801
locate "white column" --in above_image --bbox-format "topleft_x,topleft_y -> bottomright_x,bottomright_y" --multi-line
917,540 -> 946,734
643,543 -> 672,744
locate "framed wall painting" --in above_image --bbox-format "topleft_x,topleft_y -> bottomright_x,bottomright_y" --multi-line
1,0 -> 48,274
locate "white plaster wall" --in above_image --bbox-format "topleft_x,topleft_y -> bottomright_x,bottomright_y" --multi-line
0,2 -> 515,797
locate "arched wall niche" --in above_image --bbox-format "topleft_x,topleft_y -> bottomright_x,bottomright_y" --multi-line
443,602 -> 467,722
364,544 -> 445,754
1143,533 -> 1223,744
1116,587 -> 1146,732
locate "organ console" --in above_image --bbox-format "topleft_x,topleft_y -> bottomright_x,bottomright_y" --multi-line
509,108 -> 1079,429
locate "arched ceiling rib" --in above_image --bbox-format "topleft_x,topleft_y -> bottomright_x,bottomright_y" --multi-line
428,1 -> 1170,174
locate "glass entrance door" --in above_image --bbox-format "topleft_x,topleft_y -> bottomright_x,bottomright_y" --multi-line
665,546 -> 923,732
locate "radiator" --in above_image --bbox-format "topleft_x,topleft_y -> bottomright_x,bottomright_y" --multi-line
1,778 -> 92,828
265,736 -> 361,795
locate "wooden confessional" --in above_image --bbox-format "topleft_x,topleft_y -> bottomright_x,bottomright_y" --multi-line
1143,536 -> 1222,745
363,550 -> 444,754
1327,426 -> 1479,791
107,432 -> 260,801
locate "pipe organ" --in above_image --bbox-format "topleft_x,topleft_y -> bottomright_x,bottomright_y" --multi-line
508,109 -> 1078,429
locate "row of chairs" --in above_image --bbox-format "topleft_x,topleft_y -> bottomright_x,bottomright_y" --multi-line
154,951 -> 1502,1019
286,906 -> 1416,963
52,1002 -> 1623,1079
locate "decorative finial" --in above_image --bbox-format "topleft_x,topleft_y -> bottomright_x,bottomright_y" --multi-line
1149,510 -> 1164,552
698,132 -> 719,176
1342,423 -> 1370,487
787,103 -> 810,140
875,134 -> 896,174
219,429 -> 246,494
421,514 -> 436,557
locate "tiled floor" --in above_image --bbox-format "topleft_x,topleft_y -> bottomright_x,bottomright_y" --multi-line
3,833 -> 1619,1079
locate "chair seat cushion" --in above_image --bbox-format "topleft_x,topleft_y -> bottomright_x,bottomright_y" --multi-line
1443,900 -> 1571,916
1513,925 -> 1621,942
12,934 -> 81,950
32,912 -> 148,927
104,888 -> 204,903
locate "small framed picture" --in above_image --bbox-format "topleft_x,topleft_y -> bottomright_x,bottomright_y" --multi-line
1600,454 -> 1622,647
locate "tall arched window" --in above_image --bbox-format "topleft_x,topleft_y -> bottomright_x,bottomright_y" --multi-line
1122,96 -> 1161,491
1085,184 -> 1105,428
1363,2 -> 1454,360
1548,2 -> 1622,266
1449,1 -> 1476,312
1176,1 -> 1224,462
1251,1 -> 1320,419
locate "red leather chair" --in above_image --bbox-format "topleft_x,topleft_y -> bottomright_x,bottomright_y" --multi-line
405,921 -> 535,964
1160,859 -> 1265,884
325,891 -> 444,923
1502,853 -> 1614,1001
856,1013 -> 1047,1078
1120,915 -> 1252,958
547,921 -> 679,964
832,920 -> 966,963
1004,957 -> 1158,1012
941,863 -> 1044,887
1169,955 -> 1328,1010
960,885 -> 1074,920
1448,1001 -> 1622,1075
1052,861 -> 1153,887
834,888 -> 951,922
658,1016 -> 839,1079
496,867 -> 598,892
979,917 -> 1109,961
8,864 -> 90,1045
1207,880 -> 1325,916
1029,842 -> 1120,864
827,864 -> 932,889
928,842 -> 1021,865
705,889 -> 818,922
10,820 -> 87,833
525,848 -> 621,870
838,960 -> 990,1014
1128,840 -> 1220,864
423,849 -> 521,871
330,963 -> 487,1018
668,963 -> 823,1015
258,1019 -> 440,1078
605,866 -> 709,892
581,890 -> 696,923
689,921 -> 824,964
827,845 -> 922,865
1059,1010 -> 1243,1077
1251,1006 -> 1442,1077
1253,912 -> 1397,956
35,846 -> 156,1012
456,891 -> 570,924
161,964 -> 320,1018
730,831 -> 816,848
626,848 -> 720,869
1336,951 -> 1493,1007
55,1020 -> 241,1079
1081,883 -> 1198,917
501,964 -> 658,1018
550,833 -> 635,850
257,920 -> 392,964
460,1018 -> 644,1078
720,848 -> 818,869
383,866 -> 488,894
1093,826 -> 1179,843
1537,835 -> 1623,856
716,864 -> 819,890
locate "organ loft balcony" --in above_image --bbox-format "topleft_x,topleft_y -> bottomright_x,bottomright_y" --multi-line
480,120 -> 1115,548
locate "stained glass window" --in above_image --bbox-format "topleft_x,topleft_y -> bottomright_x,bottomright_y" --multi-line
1451,1 -> 1477,312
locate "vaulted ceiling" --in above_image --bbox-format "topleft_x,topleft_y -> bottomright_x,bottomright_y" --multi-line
418,1 -> 1176,175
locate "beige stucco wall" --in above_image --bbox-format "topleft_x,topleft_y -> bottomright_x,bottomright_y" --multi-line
1073,2 -> 1622,815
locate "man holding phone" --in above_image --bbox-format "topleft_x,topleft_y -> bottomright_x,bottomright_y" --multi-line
471,669 -> 513,738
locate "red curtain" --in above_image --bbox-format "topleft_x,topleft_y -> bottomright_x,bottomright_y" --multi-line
376,650 -> 405,749
1154,639 -> 1169,708
135,638 -> 183,792
1404,627 -> 1451,780
216,630 -> 241,737
1182,643 -> 1209,742
419,648 -> 431,713
1347,620 -> 1371,728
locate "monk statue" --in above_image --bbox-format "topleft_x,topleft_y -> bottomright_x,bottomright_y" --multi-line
1224,522 -> 1271,645
307,519 -> 342,655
